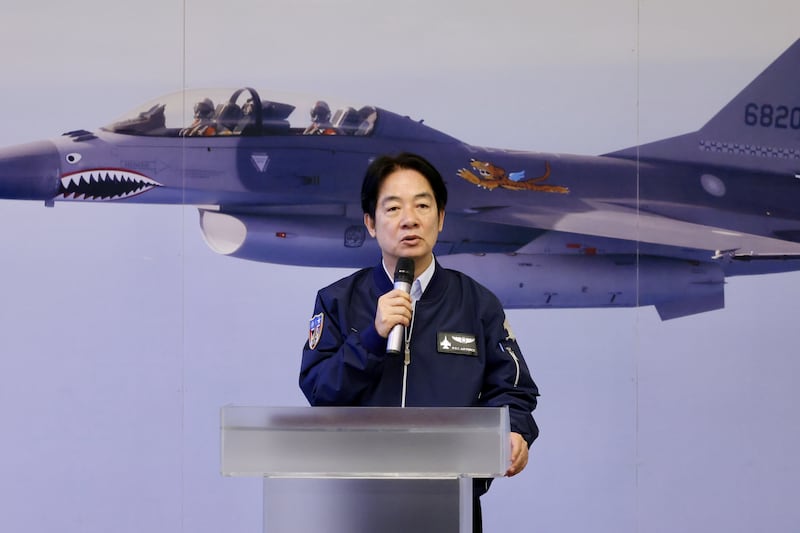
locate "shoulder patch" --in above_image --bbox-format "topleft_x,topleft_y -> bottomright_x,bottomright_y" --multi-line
308,313 -> 324,350
502,318 -> 517,341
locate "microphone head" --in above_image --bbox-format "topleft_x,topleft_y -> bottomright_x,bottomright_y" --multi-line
393,257 -> 415,284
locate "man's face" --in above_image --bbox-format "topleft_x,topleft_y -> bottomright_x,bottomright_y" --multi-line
364,168 -> 445,276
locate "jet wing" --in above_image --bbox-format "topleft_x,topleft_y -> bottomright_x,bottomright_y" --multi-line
469,200 -> 800,258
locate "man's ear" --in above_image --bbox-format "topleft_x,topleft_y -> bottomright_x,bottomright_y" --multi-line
364,213 -> 376,237
438,210 -> 445,232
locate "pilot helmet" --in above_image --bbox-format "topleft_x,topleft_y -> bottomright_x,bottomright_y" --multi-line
311,100 -> 331,122
194,98 -> 215,119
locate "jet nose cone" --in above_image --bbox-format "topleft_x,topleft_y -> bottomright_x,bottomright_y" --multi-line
0,141 -> 61,200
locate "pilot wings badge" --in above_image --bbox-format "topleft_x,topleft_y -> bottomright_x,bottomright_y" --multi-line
437,332 -> 478,356
308,313 -> 324,350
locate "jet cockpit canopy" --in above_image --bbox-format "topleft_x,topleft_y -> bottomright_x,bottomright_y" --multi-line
103,87 -> 377,138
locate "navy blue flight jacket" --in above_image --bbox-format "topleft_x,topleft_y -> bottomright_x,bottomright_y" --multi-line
300,261 -> 539,445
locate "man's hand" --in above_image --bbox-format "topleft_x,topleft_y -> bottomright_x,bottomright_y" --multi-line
506,432 -> 529,477
374,289 -> 413,338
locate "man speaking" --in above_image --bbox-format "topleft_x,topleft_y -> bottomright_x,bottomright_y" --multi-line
300,152 -> 539,532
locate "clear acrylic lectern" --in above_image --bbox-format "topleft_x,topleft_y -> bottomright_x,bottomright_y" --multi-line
221,406 -> 510,533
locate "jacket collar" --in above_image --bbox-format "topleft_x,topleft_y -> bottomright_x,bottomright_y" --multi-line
372,259 -> 448,301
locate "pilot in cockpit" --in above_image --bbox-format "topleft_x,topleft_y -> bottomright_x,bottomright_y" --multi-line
215,101 -> 243,135
303,100 -> 337,135
234,98 -> 259,133
241,98 -> 256,118
180,98 -> 217,137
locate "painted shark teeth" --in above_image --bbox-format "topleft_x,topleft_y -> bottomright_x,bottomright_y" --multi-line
58,169 -> 162,201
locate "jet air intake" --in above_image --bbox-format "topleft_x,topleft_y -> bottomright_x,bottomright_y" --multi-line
199,209 -> 379,267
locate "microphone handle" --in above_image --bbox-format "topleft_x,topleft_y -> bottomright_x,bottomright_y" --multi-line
386,280 -> 411,355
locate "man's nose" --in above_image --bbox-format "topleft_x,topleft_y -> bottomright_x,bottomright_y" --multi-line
400,208 -> 419,227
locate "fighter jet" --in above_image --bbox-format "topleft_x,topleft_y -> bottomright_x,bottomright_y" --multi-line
1,40 -> 799,320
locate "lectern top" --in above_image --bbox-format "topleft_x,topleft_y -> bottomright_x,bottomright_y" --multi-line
221,406 -> 510,478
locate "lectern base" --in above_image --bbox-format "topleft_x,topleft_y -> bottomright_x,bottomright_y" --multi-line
263,477 -> 473,533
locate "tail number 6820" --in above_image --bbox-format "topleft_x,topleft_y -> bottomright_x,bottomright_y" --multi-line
744,102 -> 800,129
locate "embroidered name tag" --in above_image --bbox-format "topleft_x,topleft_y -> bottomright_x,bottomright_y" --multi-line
437,332 -> 478,356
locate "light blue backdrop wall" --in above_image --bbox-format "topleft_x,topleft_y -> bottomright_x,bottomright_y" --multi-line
1,1 -> 798,532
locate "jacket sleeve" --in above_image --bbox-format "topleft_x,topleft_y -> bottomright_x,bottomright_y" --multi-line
299,289 -> 388,405
480,300 -> 540,446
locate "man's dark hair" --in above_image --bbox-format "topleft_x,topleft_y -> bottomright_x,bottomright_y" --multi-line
361,153 -> 448,218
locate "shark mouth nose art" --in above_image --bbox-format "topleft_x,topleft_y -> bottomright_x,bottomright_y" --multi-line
59,169 -> 162,200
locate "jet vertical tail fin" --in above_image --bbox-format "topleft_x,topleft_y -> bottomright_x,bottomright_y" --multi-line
699,38 -> 800,148
606,39 -> 800,172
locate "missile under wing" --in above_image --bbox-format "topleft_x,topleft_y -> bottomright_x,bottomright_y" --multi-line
1,40 -> 799,319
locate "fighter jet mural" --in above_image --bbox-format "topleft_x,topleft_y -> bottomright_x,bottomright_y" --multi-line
1,41 -> 799,320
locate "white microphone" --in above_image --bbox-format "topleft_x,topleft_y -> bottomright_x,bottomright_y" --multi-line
386,257 -> 415,355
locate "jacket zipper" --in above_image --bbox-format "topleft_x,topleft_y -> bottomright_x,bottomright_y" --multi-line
400,303 -> 416,408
